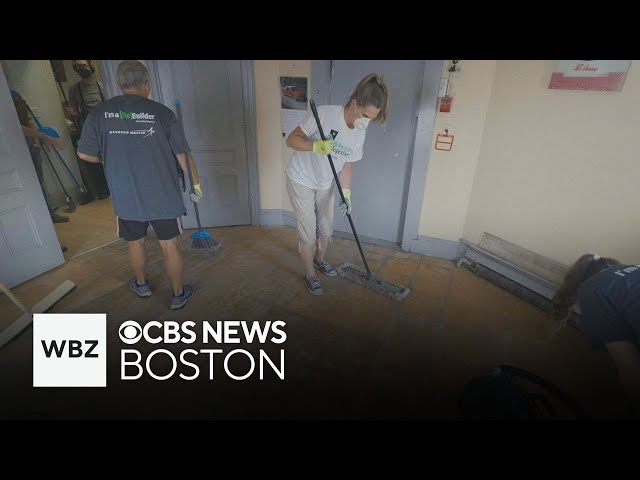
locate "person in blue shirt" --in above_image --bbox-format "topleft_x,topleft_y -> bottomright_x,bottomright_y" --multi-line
552,253 -> 640,416
11,90 -> 69,225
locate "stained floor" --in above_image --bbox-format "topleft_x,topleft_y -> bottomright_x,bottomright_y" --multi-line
0,226 -> 632,419
53,197 -> 119,260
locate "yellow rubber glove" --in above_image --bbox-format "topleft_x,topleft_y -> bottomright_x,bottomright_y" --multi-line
190,183 -> 203,202
339,188 -> 352,215
312,139 -> 333,155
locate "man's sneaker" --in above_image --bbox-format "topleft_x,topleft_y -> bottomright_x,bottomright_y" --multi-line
313,258 -> 338,277
305,276 -> 324,296
171,284 -> 194,310
130,278 -> 152,297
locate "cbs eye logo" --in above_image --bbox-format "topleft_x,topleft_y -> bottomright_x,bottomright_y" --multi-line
119,321 -> 142,345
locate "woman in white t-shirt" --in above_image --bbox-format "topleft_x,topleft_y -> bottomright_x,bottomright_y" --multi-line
285,73 -> 389,296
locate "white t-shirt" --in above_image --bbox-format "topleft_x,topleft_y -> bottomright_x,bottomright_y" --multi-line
286,105 -> 366,190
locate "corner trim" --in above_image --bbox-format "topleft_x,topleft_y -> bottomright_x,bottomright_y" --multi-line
401,60 -> 443,251
283,209 -> 297,228
260,209 -> 284,226
241,60 -> 261,226
409,235 -> 460,260
259,209 -> 297,227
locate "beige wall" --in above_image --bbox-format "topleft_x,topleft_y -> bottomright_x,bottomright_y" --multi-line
418,60 -> 497,241
254,60 -> 639,266
2,60 -> 81,205
464,60 -> 640,265
254,60 -> 310,211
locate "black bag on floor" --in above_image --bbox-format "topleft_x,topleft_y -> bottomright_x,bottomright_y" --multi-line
457,365 -> 589,420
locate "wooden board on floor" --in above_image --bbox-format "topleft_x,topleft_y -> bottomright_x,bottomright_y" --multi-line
0,280 -> 76,350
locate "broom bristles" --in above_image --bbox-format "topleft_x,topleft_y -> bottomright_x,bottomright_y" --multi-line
189,230 -> 222,253
336,262 -> 411,301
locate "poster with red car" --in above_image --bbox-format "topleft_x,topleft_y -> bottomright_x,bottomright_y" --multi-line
280,77 -> 308,110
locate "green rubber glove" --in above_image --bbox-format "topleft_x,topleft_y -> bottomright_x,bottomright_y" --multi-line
312,139 -> 333,155
339,188 -> 352,215
190,183 -> 203,202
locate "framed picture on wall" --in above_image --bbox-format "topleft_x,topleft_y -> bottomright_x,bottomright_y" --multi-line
548,61 -> 631,91
280,76 -> 308,110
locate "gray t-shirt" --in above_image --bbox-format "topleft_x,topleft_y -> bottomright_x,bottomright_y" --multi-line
69,81 -> 104,131
69,81 -> 104,112
578,264 -> 640,347
77,94 -> 189,221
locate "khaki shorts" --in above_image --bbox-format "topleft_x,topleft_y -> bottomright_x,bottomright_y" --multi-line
286,174 -> 335,246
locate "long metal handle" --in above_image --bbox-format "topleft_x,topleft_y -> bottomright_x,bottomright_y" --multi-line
309,100 -> 371,276
41,146 -> 72,197
50,146 -> 85,191
56,81 -> 79,132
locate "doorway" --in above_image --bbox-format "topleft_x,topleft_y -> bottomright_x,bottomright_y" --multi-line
2,59 -> 119,260
311,60 -> 441,248
98,60 -> 261,229
153,60 -> 256,228
1,59 -> 260,286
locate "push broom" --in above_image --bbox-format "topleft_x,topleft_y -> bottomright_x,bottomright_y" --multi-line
309,100 -> 410,301
40,145 -> 76,213
175,99 -> 221,253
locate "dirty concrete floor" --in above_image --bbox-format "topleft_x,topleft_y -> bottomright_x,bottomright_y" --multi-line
0,226 -> 632,419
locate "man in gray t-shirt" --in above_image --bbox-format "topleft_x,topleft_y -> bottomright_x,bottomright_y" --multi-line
77,60 -> 205,310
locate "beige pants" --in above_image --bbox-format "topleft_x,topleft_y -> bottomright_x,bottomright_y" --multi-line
286,175 -> 335,247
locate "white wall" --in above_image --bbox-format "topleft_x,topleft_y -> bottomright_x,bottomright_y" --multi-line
254,60 -> 284,210
463,60 -> 640,265
254,60 -> 311,212
418,60 -> 497,241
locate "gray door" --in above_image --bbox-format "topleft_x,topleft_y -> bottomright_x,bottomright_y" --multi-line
155,60 -> 251,228
0,64 -> 64,288
328,60 -> 425,244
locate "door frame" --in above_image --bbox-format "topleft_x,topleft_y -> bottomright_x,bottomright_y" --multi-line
310,60 -> 442,251
0,62 -> 65,287
98,60 -> 261,226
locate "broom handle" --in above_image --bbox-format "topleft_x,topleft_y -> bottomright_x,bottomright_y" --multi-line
175,100 -> 204,231
41,145 -> 72,198
57,80 -> 79,132
50,146 -> 85,191
310,100 -> 371,276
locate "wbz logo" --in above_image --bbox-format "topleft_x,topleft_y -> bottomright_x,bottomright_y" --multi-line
41,339 -> 99,358
33,314 -> 106,387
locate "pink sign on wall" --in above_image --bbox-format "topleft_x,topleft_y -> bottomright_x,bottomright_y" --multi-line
549,61 -> 632,91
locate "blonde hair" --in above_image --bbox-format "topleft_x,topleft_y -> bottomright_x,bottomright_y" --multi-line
345,73 -> 389,124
